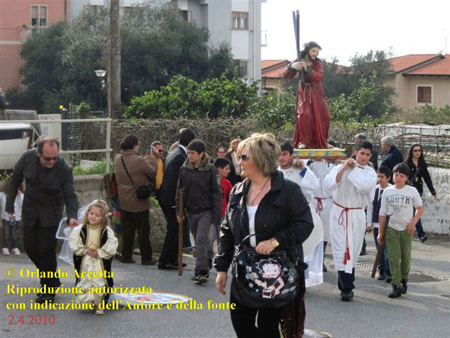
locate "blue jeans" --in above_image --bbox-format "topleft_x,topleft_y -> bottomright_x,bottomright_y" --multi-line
373,227 -> 390,274
2,219 -> 19,249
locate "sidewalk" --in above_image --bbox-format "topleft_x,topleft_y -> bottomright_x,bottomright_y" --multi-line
1,233 -> 449,338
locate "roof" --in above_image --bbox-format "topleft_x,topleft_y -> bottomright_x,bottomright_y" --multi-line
389,54 -> 450,76
261,60 -> 289,78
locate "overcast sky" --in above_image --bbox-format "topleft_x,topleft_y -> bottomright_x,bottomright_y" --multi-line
261,0 -> 450,65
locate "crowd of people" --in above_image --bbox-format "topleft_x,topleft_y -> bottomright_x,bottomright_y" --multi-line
2,131 -> 438,329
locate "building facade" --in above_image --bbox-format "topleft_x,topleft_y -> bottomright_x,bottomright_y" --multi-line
386,54 -> 450,111
70,0 -> 264,84
0,0 -> 70,91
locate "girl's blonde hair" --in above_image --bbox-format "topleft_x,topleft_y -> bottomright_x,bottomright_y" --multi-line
82,200 -> 111,228
228,138 -> 242,153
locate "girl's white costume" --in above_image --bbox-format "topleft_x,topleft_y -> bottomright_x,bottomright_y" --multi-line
69,224 -> 118,305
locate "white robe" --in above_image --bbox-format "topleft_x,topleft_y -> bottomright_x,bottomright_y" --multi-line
278,165 -> 323,287
324,164 -> 377,273
69,224 -> 118,305
309,161 -> 334,242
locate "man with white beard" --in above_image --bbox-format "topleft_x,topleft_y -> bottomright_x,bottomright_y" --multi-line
324,140 -> 377,301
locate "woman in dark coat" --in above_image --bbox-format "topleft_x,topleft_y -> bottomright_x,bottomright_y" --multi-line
405,144 -> 438,243
214,133 -> 314,338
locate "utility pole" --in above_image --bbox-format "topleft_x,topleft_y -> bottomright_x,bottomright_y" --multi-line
108,0 -> 121,119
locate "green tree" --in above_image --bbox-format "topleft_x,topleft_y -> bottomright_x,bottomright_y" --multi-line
328,71 -> 393,126
124,72 -> 259,119
8,22 -> 66,111
323,50 -> 396,119
7,4 -> 234,113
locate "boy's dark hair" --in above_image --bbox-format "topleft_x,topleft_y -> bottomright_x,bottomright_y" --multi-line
393,163 -> 410,177
377,166 -> 392,178
179,128 -> 196,147
280,141 -> 294,155
359,140 -> 373,153
214,158 -> 230,169
187,139 -> 206,154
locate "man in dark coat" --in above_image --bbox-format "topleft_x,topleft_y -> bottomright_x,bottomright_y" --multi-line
6,138 -> 78,303
380,136 -> 404,183
157,128 -> 196,270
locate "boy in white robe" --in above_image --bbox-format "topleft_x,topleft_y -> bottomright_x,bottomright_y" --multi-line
278,142 -> 323,287
309,160 -> 335,271
324,141 -> 377,301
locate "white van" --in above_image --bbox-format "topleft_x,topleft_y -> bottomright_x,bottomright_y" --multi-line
0,122 -> 33,170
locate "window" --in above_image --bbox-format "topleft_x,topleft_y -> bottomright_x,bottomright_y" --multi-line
180,10 -> 192,22
417,86 -> 432,104
233,60 -> 248,77
232,12 -> 248,30
31,5 -> 47,27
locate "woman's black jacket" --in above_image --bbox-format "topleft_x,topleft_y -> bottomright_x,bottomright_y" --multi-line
406,161 -> 436,196
214,171 -> 314,272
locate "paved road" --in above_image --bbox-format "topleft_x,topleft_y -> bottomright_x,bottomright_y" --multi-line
1,234 -> 449,338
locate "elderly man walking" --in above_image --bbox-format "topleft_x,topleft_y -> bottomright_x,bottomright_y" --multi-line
380,136 -> 403,183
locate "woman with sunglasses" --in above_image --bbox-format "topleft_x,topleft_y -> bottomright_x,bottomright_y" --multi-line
405,144 -> 438,243
215,133 -> 314,338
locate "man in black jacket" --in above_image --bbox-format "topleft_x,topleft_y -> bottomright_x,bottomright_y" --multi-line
380,136 -> 403,183
158,128 -> 196,270
6,138 -> 79,303
177,139 -> 222,284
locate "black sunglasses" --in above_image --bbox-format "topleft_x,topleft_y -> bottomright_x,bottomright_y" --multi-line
42,155 -> 58,162
239,154 -> 250,161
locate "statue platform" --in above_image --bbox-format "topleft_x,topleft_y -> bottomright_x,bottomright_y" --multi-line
293,148 -> 347,160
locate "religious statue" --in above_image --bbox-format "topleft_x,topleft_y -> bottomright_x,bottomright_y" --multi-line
283,41 -> 331,149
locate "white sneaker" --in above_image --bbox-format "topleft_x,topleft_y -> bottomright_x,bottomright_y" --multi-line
11,248 -> 21,255
2,248 -> 10,255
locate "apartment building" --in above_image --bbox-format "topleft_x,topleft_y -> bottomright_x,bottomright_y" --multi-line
70,0 -> 265,84
0,0 -> 69,90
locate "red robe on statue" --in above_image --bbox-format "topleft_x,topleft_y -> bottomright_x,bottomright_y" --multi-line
283,60 -> 330,149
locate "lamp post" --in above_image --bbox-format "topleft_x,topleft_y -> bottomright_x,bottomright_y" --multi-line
94,70 -> 106,115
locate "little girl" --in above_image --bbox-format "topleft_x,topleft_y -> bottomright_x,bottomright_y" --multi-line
69,200 -> 118,315
0,180 -> 24,256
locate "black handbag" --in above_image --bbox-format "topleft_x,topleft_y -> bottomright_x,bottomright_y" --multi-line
120,156 -> 152,200
231,234 -> 299,308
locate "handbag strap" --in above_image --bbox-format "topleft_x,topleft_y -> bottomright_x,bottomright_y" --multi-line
120,155 -> 135,187
239,233 -> 263,250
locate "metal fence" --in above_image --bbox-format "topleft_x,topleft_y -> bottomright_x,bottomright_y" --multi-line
0,118 -> 113,173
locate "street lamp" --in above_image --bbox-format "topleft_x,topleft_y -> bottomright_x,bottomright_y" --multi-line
94,70 -> 106,114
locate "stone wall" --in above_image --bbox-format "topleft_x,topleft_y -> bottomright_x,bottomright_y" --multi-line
421,167 -> 450,234
75,175 -> 166,252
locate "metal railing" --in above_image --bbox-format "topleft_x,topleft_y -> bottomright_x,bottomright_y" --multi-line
0,118 -> 113,173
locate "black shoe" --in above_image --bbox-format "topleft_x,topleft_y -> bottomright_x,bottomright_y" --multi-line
340,291 -> 354,302
420,235 -> 428,243
194,274 -> 209,285
158,263 -> 177,270
142,258 -> 158,266
322,263 -> 327,272
120,258 -> 136,264
191,274 -> 210,281
377,272 -> 386,281
389,286 -> 402,298
401,279 -> 408,294
172,262 -> 187,268
385,275 -> 392,283
35,294 -> 55,304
